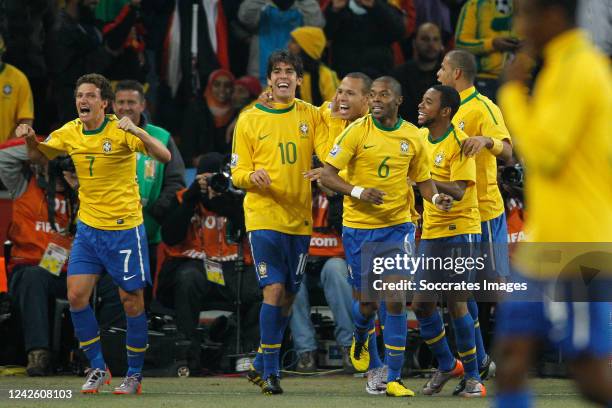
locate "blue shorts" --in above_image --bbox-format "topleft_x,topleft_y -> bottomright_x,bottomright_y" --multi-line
69,221 -> 151,292
416,233 -> 482,286
496,298 -> 611,358
480,212 -> 510,278
248,230 -> 310,294
343,222 -> 416,290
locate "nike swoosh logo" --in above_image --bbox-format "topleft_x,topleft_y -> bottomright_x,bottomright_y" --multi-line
263,351 -> 277,355
258,134 -> 270,140
123,275 -> 137,281
389,352 -> 403,357
363,144 -> 375,149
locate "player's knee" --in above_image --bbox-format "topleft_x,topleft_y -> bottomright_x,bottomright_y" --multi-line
120,291 -> 144,317
384,301 -> 404,314
447,302 -> 468,319
263,283 -> 285,305
67,287 -> 90,309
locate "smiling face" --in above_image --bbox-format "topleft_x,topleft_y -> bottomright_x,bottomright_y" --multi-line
75,83 -> 108,126
417,88 -> 443,127
113,89 -> 144,125
334,76 -> 369,121
369,80 -> 402,122
267,61 -> 302,103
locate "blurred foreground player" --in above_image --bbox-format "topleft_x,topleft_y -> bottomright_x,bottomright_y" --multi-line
495,0 -> 612,407
18,73 -> 171,394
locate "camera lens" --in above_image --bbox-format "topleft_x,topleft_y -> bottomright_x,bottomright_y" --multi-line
209,173 -> 230,193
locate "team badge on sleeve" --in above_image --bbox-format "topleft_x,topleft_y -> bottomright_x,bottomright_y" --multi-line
230,153 -> 238,168
102,139 -> 112,153
329,144 -> 341,158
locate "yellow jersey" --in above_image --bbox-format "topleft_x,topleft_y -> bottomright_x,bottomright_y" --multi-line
231,99 -> 329,235
498,29 -> 612,244
38,115 -> 147,230
455,0 -> 515,78
453,86 -> 511,222
326,114 -> 430,229
0,63 -> 34,142
421,125 -> 481,239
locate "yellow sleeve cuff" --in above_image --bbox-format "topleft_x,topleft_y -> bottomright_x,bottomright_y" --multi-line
489,137 -> 504,156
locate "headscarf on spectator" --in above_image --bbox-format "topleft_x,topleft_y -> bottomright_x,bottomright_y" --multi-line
204,69 -> 235,128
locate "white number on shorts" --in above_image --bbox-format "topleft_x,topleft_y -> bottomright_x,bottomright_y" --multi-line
119,249 -> 132,273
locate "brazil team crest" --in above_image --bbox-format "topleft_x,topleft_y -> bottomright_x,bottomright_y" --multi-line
257,262 -> 268,279
434,152 -> 445,167
458,121 -> 465,131
400,140 -> 409,155
3,84 -> 12,95
102,138 -> 112,153
299,122 -> 309,137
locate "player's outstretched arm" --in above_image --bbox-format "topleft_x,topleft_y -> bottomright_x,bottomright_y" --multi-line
320,163 -> 385,205
16,124 -> 47,165
118,116 -> 171,163
416,179 -> 453,211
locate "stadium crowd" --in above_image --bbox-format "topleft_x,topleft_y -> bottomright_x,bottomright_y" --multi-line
0,0 -> 610,405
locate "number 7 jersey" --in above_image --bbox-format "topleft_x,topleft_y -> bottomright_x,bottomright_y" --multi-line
325,114 -> 431,229
231,100 -> 329,235
38,114 -> 147,230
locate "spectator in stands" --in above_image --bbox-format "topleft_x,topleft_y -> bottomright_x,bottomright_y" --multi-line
47,0 -> 136,123
0,141 -> 122,376
102,0 -> 149,83
238,0 -> 324,85
157,153 -> 260,373
324,0 -> 405,78
455,0 -> 518,100
0,34 -> 34,143
180,69 -> 236,166
1,0 -> 56,135
288,26 -> 339,106
290,184 -> 353,372
231,76 -> 262,112
112,80 -> 185,306
413,0 -> 453,46
391,22 -> 444,124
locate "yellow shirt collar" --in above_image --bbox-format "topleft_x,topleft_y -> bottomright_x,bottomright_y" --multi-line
459,86 -> 477,103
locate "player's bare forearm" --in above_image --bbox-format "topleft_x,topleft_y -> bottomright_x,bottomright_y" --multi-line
434,180 -> 467,201
416,179 -> 438,203
135,128 -> 171,163
320,163 -> 353,196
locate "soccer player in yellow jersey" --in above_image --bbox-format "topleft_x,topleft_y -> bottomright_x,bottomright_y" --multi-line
321,76 -> 452,397
413,85 -> 485,398
494,1 -> 612,407
437,49 -> 513,393
17,73 -> 171,395
231,50 -> 329,395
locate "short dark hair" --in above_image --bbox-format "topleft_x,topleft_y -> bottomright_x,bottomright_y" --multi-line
266,49 -> 304,79
75,73 -> 113,102
446,50 -> 477,83
373,76 -> 402,97
535,0 -> 577,23
115,79 -> 145,101
431,84 -> 460,119
344,72 -> 373,95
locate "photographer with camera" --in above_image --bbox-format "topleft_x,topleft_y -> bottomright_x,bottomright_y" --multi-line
0,141 -> 123,376
157,153 -> 261,374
